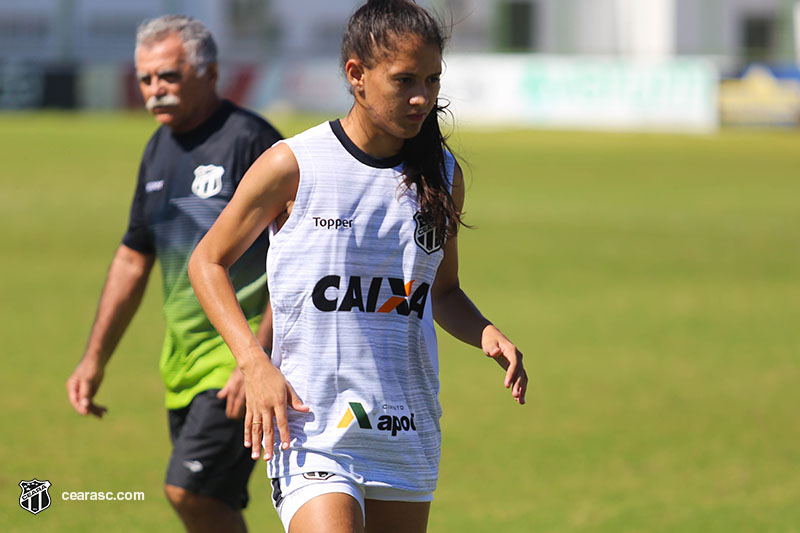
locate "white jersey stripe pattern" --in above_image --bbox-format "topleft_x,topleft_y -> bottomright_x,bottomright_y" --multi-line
266,121 -> 455,492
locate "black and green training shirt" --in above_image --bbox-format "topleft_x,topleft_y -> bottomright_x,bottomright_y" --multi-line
122,100 -> 282,409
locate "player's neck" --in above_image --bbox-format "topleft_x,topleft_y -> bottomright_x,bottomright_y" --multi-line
340,110 -> 403,159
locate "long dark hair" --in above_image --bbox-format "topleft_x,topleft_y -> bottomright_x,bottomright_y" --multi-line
341,0 -> 465,241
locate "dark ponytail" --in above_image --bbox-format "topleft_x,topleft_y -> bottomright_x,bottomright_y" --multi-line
342,0 -> 466,241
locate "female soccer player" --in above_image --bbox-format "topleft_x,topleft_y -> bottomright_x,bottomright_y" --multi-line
189,1 -> 527,531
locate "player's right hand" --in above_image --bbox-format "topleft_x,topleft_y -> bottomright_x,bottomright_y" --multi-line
66,361 -> 108,418
240,349 -> 309,461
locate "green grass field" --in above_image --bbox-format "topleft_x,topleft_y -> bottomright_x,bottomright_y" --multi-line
1,112 -> 798,532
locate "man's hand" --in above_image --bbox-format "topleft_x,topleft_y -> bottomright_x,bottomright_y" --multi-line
66,360 -> 108,418
218,366 -> 246,419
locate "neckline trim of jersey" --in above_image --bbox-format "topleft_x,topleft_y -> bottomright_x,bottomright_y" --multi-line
329,120 -> 404,169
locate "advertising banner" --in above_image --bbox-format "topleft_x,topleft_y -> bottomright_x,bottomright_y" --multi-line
441,55 -> 719,132
719,65 -> 800,127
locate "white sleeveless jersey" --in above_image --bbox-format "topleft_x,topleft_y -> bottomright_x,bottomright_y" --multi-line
266,121 -> 454,492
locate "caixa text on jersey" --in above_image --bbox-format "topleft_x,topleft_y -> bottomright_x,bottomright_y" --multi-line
312,275 -> 429,319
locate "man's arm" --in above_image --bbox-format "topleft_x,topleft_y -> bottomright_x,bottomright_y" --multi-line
66,244 -> 155,418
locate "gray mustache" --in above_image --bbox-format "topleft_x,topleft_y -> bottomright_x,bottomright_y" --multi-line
145,94 -> 181,110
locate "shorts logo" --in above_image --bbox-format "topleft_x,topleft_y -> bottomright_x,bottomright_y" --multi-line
414,211 -> 442,254
191,164 -> 224,199
312,276 -> 429,319
303,472 -> 336,481
182,460 -> 204,473
337,402 -> 417,437
19,479 -> 51,515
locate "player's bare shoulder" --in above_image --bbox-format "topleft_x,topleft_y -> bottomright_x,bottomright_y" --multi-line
249,142 -> 299,187
237,142 -> 299,215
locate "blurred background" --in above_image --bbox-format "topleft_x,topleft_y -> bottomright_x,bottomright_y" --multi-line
1,0 -> 799,130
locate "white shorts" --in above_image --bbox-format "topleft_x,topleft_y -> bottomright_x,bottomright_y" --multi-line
270,472 -> 433,532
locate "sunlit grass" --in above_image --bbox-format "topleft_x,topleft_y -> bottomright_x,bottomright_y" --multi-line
1,113 -> 798,531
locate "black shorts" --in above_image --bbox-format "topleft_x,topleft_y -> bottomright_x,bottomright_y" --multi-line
165,389 -> 256,510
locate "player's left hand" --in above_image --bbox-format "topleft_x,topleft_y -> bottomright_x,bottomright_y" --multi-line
481,325 -> 528,405
218,366 -> 246,419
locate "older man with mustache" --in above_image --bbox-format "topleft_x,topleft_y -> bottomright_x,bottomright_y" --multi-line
66,15 -> 282,533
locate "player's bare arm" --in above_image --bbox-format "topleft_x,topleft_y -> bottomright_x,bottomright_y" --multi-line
431,164 -> 528,404
218,298 -> 274,420
188,143 -> 309,460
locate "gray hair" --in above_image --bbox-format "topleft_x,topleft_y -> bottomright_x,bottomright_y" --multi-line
135,15 -> 217,75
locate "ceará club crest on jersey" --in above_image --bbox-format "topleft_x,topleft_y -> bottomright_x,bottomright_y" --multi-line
19,479 -> 51,515
413,211 -> 442,254
191,164 -> 224,199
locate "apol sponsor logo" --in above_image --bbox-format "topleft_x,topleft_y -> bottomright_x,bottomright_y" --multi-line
337,402 -> 373,430
376,412 -> 417,436
337,402 -> 417,437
